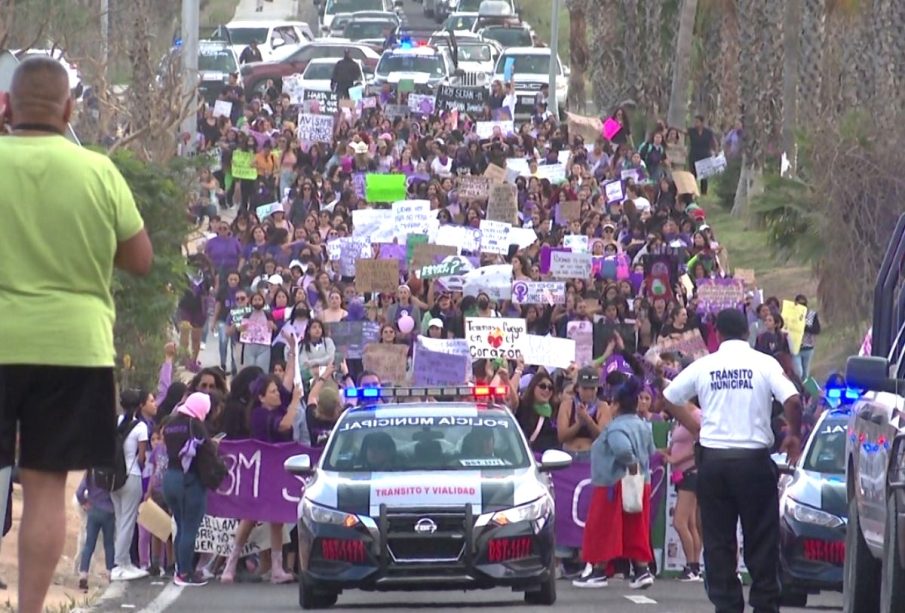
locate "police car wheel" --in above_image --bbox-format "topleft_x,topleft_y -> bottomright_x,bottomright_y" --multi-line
298,578 -> 337,610
843,496 -> 880,613
880,493 -> 905,613
523,557 -> 556,605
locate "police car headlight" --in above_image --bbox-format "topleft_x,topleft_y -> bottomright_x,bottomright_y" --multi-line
491,496 -> 553,526
301,498 -> 360,528
784,498 -> 843,529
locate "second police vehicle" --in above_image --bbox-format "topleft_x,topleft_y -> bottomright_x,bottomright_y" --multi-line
284,385 -> 571,609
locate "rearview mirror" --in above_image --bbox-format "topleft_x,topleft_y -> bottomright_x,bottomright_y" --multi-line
284,454 -> 315,476
539,449 -> 572,472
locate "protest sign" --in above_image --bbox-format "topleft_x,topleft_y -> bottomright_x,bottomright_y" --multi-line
383,104 -> 409,118
239,313 -> 270,345
694,152 -> 728,180
138,500 -> 172,541
537,163 -> 567,184
417,255 -> 472,279
566,112 -> 603,144
509,227 -> 539,250
782,300 -> 808,354
348,85 -> 364,101
255,202 -> 282,220
352,172 -> 366,199
644,330 -> 710,364
296,113 -> 334,143
363,343 -> 409,384
435,224 -> 482,252
411,243 -> 458,270
359,96 -> 378,110
405,234 -> 428,261
435,84 -> 489,114
352,209 -> 395,242
327,321 -> 381,359
392,199 -> 432,239
620,168 -> 645,184
365,174 -> 407,203
511,280 -> 566,305
458,175 -> 492,200
563,234 -> 589,253
603,179 -> 625,204
462,264 -> 513,301
465,317 -> 527,360
412,338 -> 470,386
549,251 -> 593,279
213,100 -> 232,118
194,516 -> 278,557
735,268 -> 757,287
398,78 -> 415,93
558,200 -> 581,224
672,170 -> 699,196
281,74 -> 305,104
479,220 -> 512,255
355,259 -> 399,293
231,150 -> 257,180
567,321 -> 594,366
486,183 -> 518,224
407,93 -> 436,115
603,117 -> 622,140
476,121 -> 514,139
483,163 -> 507,182
521,335 -> 576,369
378,243 -> 407,271
334,238 -> 371,276
695,278 -> 745,314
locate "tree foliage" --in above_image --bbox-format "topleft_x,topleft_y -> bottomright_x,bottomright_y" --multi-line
110,150 -> 191,389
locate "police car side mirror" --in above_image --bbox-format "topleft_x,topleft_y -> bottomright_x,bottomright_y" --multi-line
284,453 -> 315,476
845,355 -> 897,393
538,449 -> 572,472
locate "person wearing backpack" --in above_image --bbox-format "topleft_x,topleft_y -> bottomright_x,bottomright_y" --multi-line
110,389 -> 152,581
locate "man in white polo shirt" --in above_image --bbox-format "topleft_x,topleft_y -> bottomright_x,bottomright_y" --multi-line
662,309 -> 802,613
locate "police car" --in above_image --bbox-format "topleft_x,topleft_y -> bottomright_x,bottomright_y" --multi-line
775,405 -> 849,607
283,386 -> 571,609
371,39 -> 463,93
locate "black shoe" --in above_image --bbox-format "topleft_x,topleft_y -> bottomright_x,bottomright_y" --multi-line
147,564 -> 163,578
78,578 -> 88,592
572,566 -> 608,588
174,572 -> 208,587
560,559 -> 586,579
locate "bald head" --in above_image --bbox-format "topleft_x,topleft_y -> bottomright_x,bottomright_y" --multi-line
6,56 -> 72,130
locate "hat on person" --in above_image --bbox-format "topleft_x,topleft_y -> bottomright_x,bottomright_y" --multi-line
435,138 -> 445,146
175,392 -> 212,422
317,384 -> 341,414
428,318 -> 444,329
268,274 -> 284,286
603,222 -> 616,232
577,366 -> 600,389
289,260 -> 304,271
690,208 -> 706,221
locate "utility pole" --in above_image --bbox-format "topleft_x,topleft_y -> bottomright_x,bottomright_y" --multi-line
547,0 -> 559,118
100,0 -> 109,69
180,0 -> 200,156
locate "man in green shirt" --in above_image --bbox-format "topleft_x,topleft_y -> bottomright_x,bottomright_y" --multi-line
0,57 -> 152,613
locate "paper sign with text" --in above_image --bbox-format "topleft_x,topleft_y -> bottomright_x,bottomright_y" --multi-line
521,335 -> 576,369
549,251 -> 593,279
465,317 -> 527,361
511,280 -> 566,305
486,183 -> 518,224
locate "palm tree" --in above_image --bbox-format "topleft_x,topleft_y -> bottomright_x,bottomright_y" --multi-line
588,0 -> 623,114
782,0 -> 802,176
731,0 -> 764,216
798,0 -> 826,120
666,0 -> 699,129
619,0 -> 640,104
565,0 -> 589,113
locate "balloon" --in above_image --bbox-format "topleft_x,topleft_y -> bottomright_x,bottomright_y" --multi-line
397,315 -> 415,334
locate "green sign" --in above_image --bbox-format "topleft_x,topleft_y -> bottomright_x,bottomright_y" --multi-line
398,79 -> 415,93
231,150 -> 257,180
418,257 -> 469,279
365,173 -> 407,203
406,234 -> 428,262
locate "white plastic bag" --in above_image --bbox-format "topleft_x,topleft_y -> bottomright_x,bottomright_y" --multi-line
621,466 -> 644,514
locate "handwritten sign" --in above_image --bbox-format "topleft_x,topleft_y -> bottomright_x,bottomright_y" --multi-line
567,321 -> 594,366
355,259 -> 399,293
563,234 -> 589,253
603,179 -> 625,204
465,318 -> 526,360
418,255 -> 472,279
458,176 -> 492,200
644,330 -> 710,364
213,100 -> 232,118
362,343 -> 409,384
296,113 -> 334,143
510,281 -> 566,305
435,85 -> 488,115
352,209 -> 395,242
479,220 -> 512,255
231,150 -> 257,180
392,199 -> 432,239
462,264 -> 513,301
194,516 -> 275,557
435,224 -> 482,253
694,152 -> 728,180
549,251 -> 593,279
411,243 -> 458,270
695,278 -> 745,314
483,163 -> 507,182
486,183 -> 518,224
412,339 -> 470,386
327,321 -> 381,359
558,200 -> 581,224
735,268 -> 756,287
672,170 -> 699,196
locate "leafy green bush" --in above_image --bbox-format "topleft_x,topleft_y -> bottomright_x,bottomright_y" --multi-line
714,156 -> 741,210
749,174 -> 823,264
110,151 -> 191,389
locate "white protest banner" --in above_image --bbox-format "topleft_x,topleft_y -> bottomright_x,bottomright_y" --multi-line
326,238 -> 342,261
462,264 -> 513,301
620,168 -> 644,184
392,200 -> 432,239
418,336 -> 470,358
195,516 -> 281,556
458,175 -> 492,200
213,100 -> 232,118
567,320 -> 594,366
412,337 -> 470,386
563,234 -> 589,253
338,238 -> 372,277
479,219 -> 512,255
511,281 -> 566,305
508,227 -> 539,250
505,157 -> 529,176
604,179 -> 625,204
297,112 -> 334,143
520,335 -> 576,370
255,201 -> 283,220
537,163 -> 567,184
281,74 -> 305,104
465,317 -> 527,360
352,209 -> 395,243
694,152 -> 728,180
476,120 -> 514,139
549,251 -> 593,279
436,224 -> 482,253
407,93 -> 436,115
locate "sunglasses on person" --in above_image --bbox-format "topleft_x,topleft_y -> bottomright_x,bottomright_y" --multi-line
536,382 -> 554,391
236,295 -> 248,302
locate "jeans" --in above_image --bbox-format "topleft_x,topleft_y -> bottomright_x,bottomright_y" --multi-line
163,469 -> 207,575
110,474 -> 143,568
217,321 -> 235,371
242,343 -> 271,372
797,347 -> 814,380
80,507 -> 115,573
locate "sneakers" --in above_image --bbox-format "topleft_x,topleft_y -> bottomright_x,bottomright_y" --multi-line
559,560 -> 588,580
679,566 -> 704,582
572,565 -> 608,588
198,566 -> 217,582
146,564 -> 163,578
629,571 -> 654,589
111,565 -> 149,581
174,572 -> 208,587
78,577 -> 88,591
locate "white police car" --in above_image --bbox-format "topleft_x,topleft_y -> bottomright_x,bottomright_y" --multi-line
371,40 -> 462,93
284,385 -> 571,609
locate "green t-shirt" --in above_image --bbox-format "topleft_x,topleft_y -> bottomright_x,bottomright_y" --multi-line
0,135 -> 144,367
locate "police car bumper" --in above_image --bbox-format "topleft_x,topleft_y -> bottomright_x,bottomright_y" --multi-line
779,514 -> 845,591
298,503 -> 555,592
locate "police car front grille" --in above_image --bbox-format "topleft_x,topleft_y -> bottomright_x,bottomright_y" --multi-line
388,537 -> 465,562
385,511 -> 468,562
387,513 -> 466,533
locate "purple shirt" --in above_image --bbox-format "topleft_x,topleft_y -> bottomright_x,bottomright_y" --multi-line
205,236 -> 242,271
249,385 -> 293,443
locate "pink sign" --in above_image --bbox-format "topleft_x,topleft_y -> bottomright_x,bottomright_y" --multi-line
602,117 -> 622,141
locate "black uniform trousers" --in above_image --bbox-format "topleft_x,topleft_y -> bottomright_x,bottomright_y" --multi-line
696,446 -> 781,613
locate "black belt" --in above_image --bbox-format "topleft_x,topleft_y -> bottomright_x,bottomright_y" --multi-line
697,445 -> 770,461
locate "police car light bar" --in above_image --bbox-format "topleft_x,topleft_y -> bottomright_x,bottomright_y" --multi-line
343,385 -> 509,400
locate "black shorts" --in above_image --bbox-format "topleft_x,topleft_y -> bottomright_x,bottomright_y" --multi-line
677,469 -> 698,493
0,365 -> 117,471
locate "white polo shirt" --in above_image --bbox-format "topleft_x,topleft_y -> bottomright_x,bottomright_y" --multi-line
663,339 -> 799,450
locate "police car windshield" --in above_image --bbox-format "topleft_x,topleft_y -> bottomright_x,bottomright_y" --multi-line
376,55 -> 445,77
802,419 -> 846,475
323,411 -> 530,472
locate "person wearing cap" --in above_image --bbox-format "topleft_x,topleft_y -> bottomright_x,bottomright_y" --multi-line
662,308 -> 803,613
426,318 -> 445,339
557,366 -> 612,460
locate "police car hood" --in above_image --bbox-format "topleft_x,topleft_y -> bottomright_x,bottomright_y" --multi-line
784,468 -> 847,519
306,466 -> 546,517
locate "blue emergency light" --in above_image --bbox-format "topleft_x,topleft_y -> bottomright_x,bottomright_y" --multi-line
399,36 -> 413,49
824,376 -> 863,404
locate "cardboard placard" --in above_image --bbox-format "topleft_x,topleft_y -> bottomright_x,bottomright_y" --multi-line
457,175 -> 492,200
673,170 -> 700,196
559,200 -> 581,223
411,243 -> 458,270
138,499 -> 172,541
566,111 -> 603,144
735,268 -> 757,287
486,183 -> 518,224
355,259 -> 399,293
362,343 -> 409,384
483,163 -> 507,182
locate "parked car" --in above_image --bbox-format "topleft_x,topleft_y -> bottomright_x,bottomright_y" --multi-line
12,47 -> 83,99
314,0 -> 401,36
240,41 -> 380,97
477,23 -> 535,49
160,40 -> 242,104
329,11 -> 401,38
491,47 -> 568,115
340,16 -> 401,48
212,20 -> 314,63
294,57 -> 366,93
440,12 -> 480,36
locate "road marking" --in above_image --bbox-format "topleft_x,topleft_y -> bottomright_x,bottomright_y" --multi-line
138,583 -> 184,613
624,595 -> 658,604
99,582 -> 126,603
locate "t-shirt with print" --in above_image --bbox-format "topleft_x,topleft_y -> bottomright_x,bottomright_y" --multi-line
117,415 -> 149,477
0,135 -> 144,367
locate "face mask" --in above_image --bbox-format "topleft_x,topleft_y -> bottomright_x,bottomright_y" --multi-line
478,298 -> 490,310
253,302 -> 264,311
